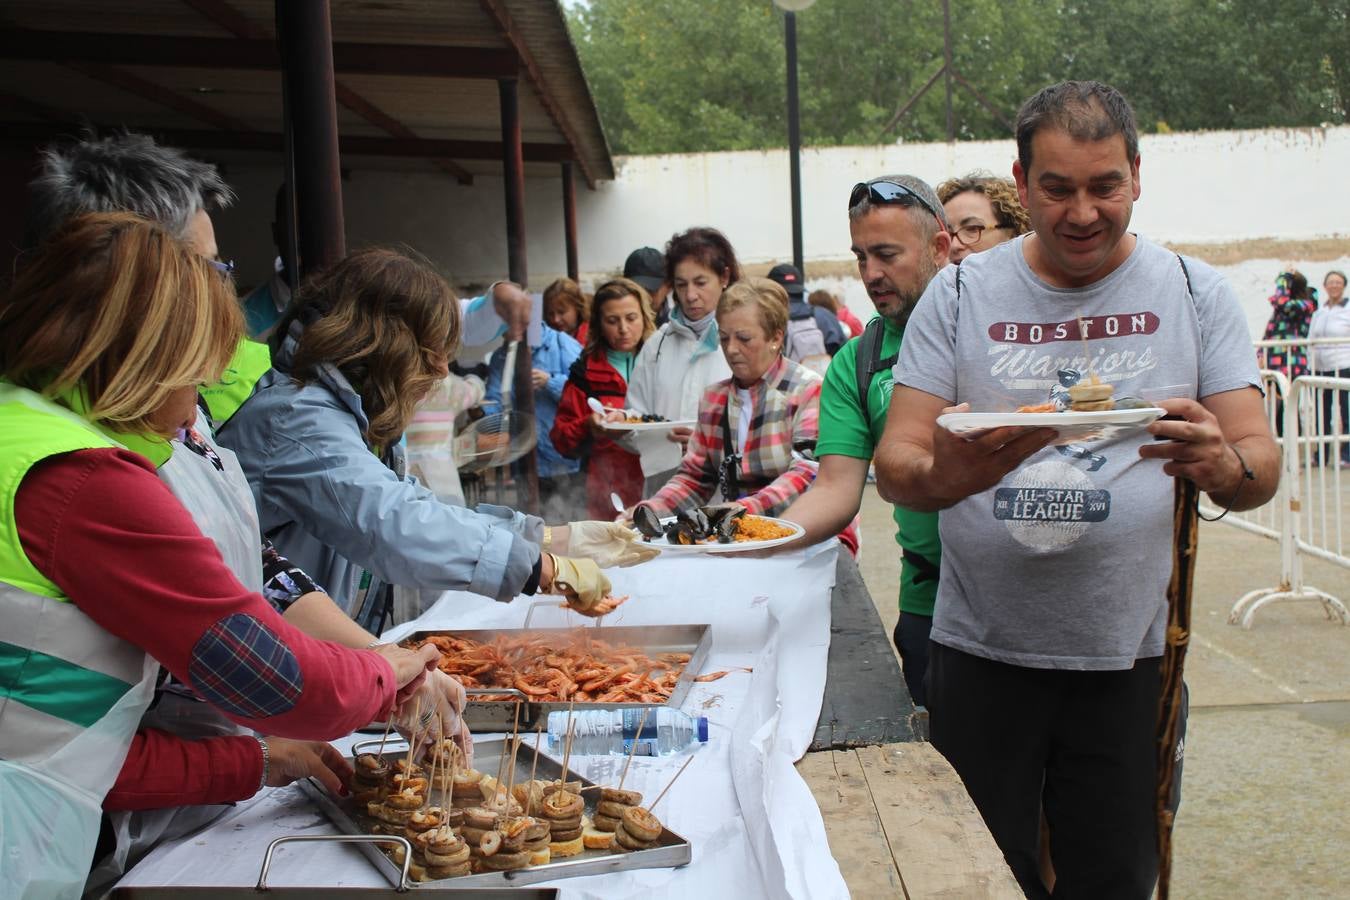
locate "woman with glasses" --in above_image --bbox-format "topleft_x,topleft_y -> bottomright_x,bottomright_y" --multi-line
936,173 -> 1031,264
633,279 -> 854,547
623,227 -> 739,490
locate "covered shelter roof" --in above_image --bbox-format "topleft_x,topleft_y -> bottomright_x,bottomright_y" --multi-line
0,0 -> 615,186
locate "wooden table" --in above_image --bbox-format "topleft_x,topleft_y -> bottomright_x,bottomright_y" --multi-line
800,555 -> 1021,898
813,554 -> 922,749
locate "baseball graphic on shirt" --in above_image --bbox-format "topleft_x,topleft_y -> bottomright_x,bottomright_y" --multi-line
993,459 -> 1111,551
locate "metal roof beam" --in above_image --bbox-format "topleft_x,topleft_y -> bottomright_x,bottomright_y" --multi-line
176,1 -> 475,185
62,61 -> 252,132
0,122 -> 573,162
0,29 -> 519,79
476,0 -> 595,188
332,84 -> 475,184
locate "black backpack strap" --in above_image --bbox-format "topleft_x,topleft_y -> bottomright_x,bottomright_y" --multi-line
718,392 -> 741,500
855,318 -> 883,416
566,356 -> 591,397
1176,253 -> 1195,305
902,549 -> 941,585
855,317 -> 898,429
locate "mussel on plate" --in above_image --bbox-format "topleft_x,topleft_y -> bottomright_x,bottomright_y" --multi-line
634,503 -> 747,545
710,507 -> 745,543
677,506 -> 711,536
663,520 -> 699,545
633,505 -> 664,540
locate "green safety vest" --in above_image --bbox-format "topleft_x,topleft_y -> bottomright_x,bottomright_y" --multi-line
198,337 -> 272,427
0,383 -> 159,899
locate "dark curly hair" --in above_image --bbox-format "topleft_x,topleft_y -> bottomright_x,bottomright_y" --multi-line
664,226 -> 741,286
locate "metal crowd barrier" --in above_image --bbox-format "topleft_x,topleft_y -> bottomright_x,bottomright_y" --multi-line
1204,369 -> 1289,544
1216,362 -> 1350,628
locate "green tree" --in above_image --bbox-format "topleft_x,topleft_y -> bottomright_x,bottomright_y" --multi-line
568,0 -> 785,153
567,0 -> 1348,156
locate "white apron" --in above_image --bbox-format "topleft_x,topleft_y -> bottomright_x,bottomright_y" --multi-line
87,410 -> 266,897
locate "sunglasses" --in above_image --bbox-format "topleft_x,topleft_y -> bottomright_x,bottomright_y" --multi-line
848,180 -> 945,225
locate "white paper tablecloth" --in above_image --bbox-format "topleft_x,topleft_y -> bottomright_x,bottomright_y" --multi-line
116,543 -> 849,899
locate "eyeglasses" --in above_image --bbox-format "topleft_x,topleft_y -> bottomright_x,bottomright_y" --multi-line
848,180 -> 945,225
207,258 -> 236,277
948,223 -> 1002,246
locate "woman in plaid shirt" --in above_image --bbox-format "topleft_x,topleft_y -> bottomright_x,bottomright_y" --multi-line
641,278 -> 844,528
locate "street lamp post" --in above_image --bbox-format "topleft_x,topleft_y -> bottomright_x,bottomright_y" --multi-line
774,0 -> 815,274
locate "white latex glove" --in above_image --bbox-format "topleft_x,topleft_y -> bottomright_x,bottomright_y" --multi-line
565,519 -> 660,568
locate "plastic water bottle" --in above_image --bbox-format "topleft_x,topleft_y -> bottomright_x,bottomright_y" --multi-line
546,707 -> 709,757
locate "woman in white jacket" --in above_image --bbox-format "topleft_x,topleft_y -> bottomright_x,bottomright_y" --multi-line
625,227 -> 740,488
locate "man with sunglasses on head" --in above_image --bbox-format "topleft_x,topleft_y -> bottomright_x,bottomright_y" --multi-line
778,174 -> 951,707
874,81 -> 1278,898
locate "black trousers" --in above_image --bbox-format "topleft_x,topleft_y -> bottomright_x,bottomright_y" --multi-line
892,612 -> 932,707
928,642 -> 1162,900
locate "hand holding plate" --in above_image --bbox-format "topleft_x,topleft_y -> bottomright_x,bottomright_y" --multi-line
1140,398 -> 1241,493
929,403 -> 1058,501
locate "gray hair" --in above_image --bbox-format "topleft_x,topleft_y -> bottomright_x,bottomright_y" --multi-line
25,131 -> 233,247
848,173 -> 947,243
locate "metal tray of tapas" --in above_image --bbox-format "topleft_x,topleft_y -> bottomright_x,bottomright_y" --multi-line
112,835 -> 561,898
403,624 -> 713,733
297,737 -> 692,889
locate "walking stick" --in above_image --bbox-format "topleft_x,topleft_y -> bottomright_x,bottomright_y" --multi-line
1156,477 -> 1200,899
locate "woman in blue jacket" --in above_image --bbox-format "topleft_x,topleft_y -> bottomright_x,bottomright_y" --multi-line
218,249 -> 652,630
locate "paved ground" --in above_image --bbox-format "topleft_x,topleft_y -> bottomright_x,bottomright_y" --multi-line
852,485 -> 1350,899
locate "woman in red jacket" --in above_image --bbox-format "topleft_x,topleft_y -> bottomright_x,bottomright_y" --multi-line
551,278 -> 655,519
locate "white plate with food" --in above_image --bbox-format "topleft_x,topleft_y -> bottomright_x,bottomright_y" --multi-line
599,414 -> 698,433
633,506 -> 805,553
937,407 -> 1167,445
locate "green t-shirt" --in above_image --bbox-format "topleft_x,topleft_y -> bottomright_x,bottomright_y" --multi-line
816,318 -> 941,617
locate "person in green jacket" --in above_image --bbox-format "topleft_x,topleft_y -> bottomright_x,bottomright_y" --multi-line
778,174 -> 951,706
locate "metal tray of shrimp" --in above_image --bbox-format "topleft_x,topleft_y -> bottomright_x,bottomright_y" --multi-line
405,624 -> 713,733
296,737 -> 692,889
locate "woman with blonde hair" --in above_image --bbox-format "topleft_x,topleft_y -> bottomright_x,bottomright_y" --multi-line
219,249 -> 636,631
637,278 -> 852,546
551,277 -> 656,519
0,214 -> 439,898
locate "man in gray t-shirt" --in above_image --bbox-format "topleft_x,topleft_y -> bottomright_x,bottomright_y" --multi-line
875,81 -> 1279,899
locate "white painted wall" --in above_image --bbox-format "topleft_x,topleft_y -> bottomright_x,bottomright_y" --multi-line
212,125 -> 1350,293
